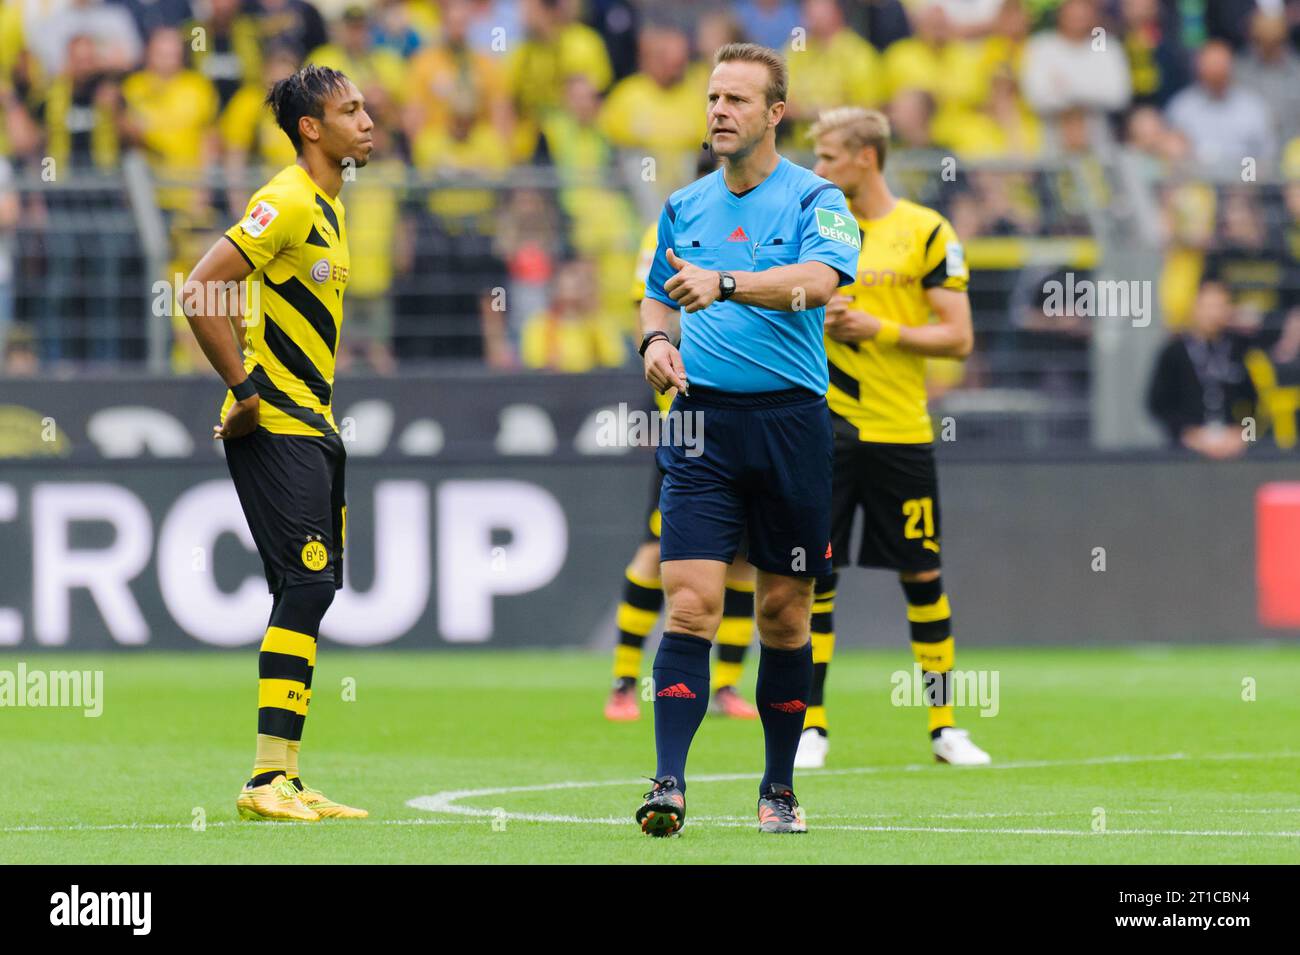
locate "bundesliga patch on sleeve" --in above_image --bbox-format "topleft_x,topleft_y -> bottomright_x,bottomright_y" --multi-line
814,208 -> 861,249
242,201 -> 279,237
946,241 -> 968,278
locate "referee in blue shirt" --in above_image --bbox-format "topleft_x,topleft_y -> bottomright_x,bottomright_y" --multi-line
634,43 -> 860,836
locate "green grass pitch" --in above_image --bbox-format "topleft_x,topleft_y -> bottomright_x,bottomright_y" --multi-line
2,646 -> 1297,864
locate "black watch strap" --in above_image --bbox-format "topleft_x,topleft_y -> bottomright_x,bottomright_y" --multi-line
718,271 -> 736,301
639,330 -> 671,357
230,376 -> 257,402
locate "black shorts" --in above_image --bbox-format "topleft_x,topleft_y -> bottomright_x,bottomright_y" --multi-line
224,428 -> 347,594
657,386 -> 832,578
830,434 -> 941,572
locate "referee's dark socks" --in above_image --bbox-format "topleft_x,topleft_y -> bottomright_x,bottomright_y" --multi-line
805,573 -> 837,736
712,579 -> 755,692
612,569 -> 663,689
249,581 -> 335,788
900,576 -> 955,738
755,641 -> 813,793
651,631 -> 712,789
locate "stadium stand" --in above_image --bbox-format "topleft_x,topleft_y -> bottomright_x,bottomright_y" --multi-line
1,0 -> 1298,450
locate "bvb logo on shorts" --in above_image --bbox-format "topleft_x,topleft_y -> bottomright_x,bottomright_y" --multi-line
301,535 -> 328,571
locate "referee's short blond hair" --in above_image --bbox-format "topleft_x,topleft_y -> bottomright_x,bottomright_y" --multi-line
810,107 -> 891,171
714,42 -> 788,107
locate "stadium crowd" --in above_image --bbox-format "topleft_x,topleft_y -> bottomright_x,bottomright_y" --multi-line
0,0 -> 1297,444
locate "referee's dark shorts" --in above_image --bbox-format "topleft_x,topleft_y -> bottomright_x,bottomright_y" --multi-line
224,428 -> 347,594
655,385 -> 833,579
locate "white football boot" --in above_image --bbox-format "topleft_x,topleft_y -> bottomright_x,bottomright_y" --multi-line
932,727 -> 991,765
794,728 -> 829,769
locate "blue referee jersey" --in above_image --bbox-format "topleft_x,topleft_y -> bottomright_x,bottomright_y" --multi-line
645,156 -> 860,394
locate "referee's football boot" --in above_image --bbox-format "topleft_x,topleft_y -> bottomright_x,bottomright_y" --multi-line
636,776 -> 685,837
757,783 -> 807,834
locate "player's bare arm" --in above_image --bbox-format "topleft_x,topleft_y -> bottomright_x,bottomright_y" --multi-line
664,247 -> 839,313
824,286 -> 973,358
183,237 -> 258,440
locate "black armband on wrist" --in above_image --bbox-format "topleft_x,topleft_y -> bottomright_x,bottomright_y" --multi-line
230,376 -> 257,402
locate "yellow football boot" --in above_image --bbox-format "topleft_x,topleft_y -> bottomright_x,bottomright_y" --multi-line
236,774 -> 320,822
294,783 -> 369,819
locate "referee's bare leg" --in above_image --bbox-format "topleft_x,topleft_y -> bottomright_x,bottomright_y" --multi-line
662,559 -> 728,639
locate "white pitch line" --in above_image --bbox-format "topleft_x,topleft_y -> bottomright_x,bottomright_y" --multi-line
405,750 -> 1292,813
799,807 -> 1300,820
706,822 -> 1300,838
404,751 -> 1300,838
718,807 -> 1300,821
0,818 -> 463,835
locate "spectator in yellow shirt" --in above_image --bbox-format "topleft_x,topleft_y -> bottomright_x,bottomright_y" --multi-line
542,73 -> 633,240
219,44 -> 300,218
542,74 -> 641,333
121,26 -> 219,211
36,34 -> 122,172
599,22 -> 704,211
404,0 -> 513,152
522,257 -> 627,372
507,0 -> 612,160
412,95 -> 511,229
186,0 -> 263,111
308,6 -> 407,110
882,5 -> 991,109
932,64 -> 1042,158
784,0 -> 884,141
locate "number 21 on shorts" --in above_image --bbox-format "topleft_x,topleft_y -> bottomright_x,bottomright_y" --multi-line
902,497 -> 935,540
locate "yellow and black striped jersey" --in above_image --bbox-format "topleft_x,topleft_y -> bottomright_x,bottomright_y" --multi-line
222,163 -> 349,437
633,220 -> 674,416
827,198 -> 968,444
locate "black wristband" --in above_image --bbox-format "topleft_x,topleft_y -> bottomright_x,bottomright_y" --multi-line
639,330 -> 671,357
230,376 -> 257,402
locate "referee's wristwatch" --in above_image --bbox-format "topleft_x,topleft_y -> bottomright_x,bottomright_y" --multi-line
717,271 -> 736,301
639,330 -> 672,357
